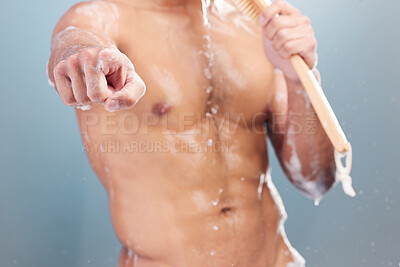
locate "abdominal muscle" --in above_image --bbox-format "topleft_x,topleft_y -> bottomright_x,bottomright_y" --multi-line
77,108 -> 299,267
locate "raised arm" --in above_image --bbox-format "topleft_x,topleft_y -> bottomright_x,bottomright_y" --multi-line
47,2 -> 145,111
260,1 -> 336,201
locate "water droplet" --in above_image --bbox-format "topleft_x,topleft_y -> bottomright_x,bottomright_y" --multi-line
213,225 -> 219,231
211,199 -> 219,206
207,139 -> 213,146
204,68 -> 212,79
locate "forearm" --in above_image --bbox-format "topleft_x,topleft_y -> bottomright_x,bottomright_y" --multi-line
48,27 -> 106,84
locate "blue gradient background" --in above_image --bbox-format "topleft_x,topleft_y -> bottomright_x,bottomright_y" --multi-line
0,0 -> 399,266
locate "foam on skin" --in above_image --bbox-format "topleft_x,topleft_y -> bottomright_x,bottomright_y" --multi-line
72,1 -> 119,42
76,105 -> 92,111
211,0 -> 258,35
283,119 -> 333,202
51,26 -> 104,53
264,167 -> 306,267
46,60 -> 55,88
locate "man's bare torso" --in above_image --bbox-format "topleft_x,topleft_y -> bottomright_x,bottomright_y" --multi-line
74,1 -> 302,266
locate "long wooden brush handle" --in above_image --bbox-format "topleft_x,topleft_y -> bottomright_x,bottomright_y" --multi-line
290,55 -> 349,153
255,0 -> 350,153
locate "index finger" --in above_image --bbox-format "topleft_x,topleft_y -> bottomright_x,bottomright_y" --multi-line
104,67 -> 146,112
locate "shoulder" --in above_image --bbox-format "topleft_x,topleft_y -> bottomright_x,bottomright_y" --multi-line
52,1 -> 121,42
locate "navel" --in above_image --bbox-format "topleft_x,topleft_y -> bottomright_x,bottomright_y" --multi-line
220,206 -> 233,214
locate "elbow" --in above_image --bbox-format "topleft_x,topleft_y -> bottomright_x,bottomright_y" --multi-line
286,162 -> 336,202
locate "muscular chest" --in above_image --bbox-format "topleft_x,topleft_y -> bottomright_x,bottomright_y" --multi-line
118,6 -> 274,124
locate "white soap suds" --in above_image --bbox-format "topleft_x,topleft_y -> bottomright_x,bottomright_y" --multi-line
125,248 -> 138,265
51,26 -> 103,52
74,2 -> 119,40
264,167 -> 306,267
76,105 -> 91,111
212,0 -> 237,17
274,87 -> 286,103
46,60 -> 55,88
211,0 -> 258,35
258,172 -> 267,200
285,123 -> 325,203
201,0 -> 219,119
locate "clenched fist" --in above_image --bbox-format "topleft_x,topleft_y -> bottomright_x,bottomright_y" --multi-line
260,0 -> 317,82
52,46 -> 146,112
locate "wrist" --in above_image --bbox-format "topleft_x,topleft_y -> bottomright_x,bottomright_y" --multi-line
62,44 -> 101,60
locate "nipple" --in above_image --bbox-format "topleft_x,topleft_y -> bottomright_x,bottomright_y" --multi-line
152,102 -> 171,116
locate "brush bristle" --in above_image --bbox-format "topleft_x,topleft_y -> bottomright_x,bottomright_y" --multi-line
231,0 -> 267,24
231,0 -> 261,24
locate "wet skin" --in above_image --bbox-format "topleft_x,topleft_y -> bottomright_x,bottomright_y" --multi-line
48,0 -> 336,266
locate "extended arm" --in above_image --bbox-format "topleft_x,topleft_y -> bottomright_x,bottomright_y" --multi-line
47,2 -> 145,111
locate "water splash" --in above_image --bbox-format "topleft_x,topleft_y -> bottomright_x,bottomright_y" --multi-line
201,0 -> 218,147
264,167 -> 306,266
201,0 -> 214,88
